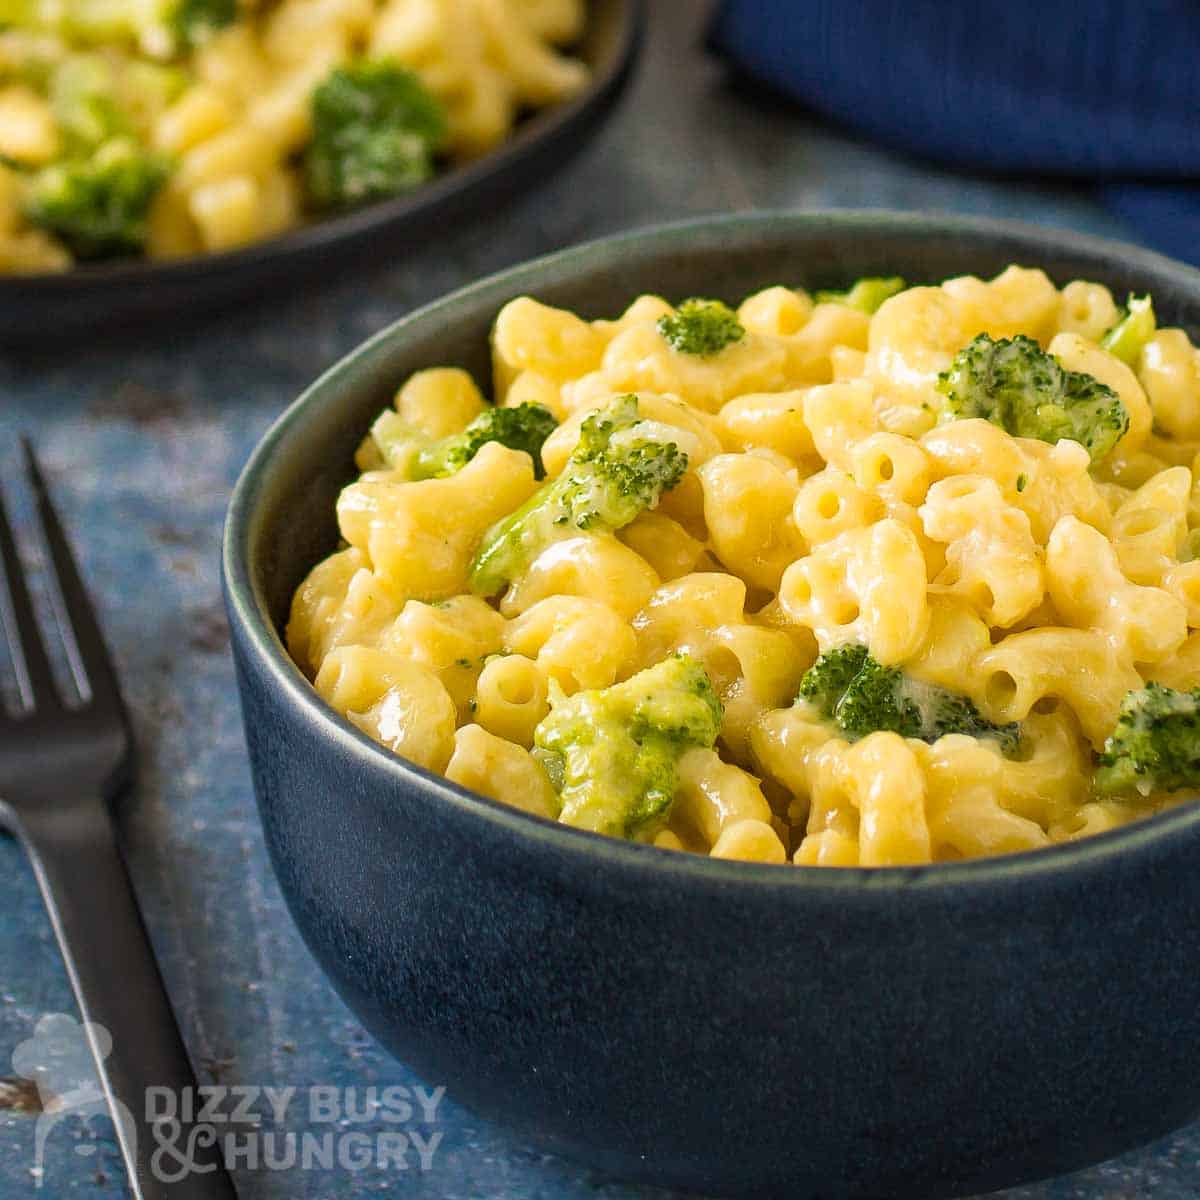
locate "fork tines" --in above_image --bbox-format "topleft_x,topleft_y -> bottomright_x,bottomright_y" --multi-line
0,440 -> 119,717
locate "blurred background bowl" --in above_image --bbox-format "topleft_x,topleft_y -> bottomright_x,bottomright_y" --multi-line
223,211 -> 1200,1200
0,0 -> 643,347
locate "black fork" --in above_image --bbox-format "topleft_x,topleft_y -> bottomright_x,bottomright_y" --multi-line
0,441 -> 237,1199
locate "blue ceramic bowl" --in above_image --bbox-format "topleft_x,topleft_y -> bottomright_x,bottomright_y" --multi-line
222,212 -> 1200,1199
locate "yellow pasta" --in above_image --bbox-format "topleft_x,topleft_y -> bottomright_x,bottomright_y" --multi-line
337,442 -> 539,597
698,454 -> 805,591
444,723 -> 557,816
942,265 -> 1060,343
504,596 -> 635,691
1140,330 -> 1200,440
1054,279 -> 1120,342
779,518 -> 929,663
314,646 -> 457,772
378,594 -> 505,714
290,272 -> 1200,867
717,390 -> 816,462
0,84 -> 61,165
920,475 -> 1045,628
792,467 -> 883,545
501,534 -> 660,621
1111,466 -> 1190,585
1045,516 -> 1186,664
473,655 -> 549,746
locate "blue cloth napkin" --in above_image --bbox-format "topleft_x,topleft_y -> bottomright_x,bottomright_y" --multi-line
708,0 -> 1200,264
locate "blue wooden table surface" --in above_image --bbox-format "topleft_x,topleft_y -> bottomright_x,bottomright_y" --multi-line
0,4 -> 1194,1197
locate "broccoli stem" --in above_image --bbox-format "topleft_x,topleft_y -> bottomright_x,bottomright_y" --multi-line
1101,295 -> 1156,367
814,276 -> 905,314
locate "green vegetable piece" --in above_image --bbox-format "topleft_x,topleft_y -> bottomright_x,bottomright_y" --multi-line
169,0 -> 236,45
366,402 -> 558,480
937,333 -> 1129,463
363,410 -> 425,471
24,137 -> 169,258
533,654 -> 723,837
814,276 -> 905,314
414,403 -> 557,480
1094,683 -> 1200,797
1101,294 -> 1156,367
797,645 -> 1020,753
796,643 -> 870,719
657,298 -> 745,357
469,394 -> 688,596
304,60 -> 448,211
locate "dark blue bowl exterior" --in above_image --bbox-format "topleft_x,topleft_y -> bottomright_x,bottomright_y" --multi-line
224,212 -> 1200,1199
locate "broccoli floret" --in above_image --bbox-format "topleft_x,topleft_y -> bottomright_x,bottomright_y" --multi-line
169,0 -> 236,44
937,333 -> 1129,463
833,655 -> 921,741
814,276 -> 905,314
797,645 -> 1020,753
469,394 -> 688,596
1102,294 -> 1156,367
304,60 -> 447,211
24,137 -> 169,258
797,643 -> 870,719
415,403 -> 557,480
368,402 -> 557,480
1094,683 -> 1200,797
532,654 -> 723,837
657,298 -> 745,357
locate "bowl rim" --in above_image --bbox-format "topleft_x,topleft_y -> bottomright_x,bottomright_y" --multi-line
223,207 -> 1200,892
0,0 -> 643,292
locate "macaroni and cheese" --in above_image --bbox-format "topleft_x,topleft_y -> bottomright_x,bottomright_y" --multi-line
288,268 -> 1200,867
0,0 -> 589,272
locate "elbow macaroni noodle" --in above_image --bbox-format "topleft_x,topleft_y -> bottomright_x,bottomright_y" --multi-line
290,268 -> 1200,867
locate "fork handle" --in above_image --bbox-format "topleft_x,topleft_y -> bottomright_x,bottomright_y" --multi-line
11,799 -> 238,1199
